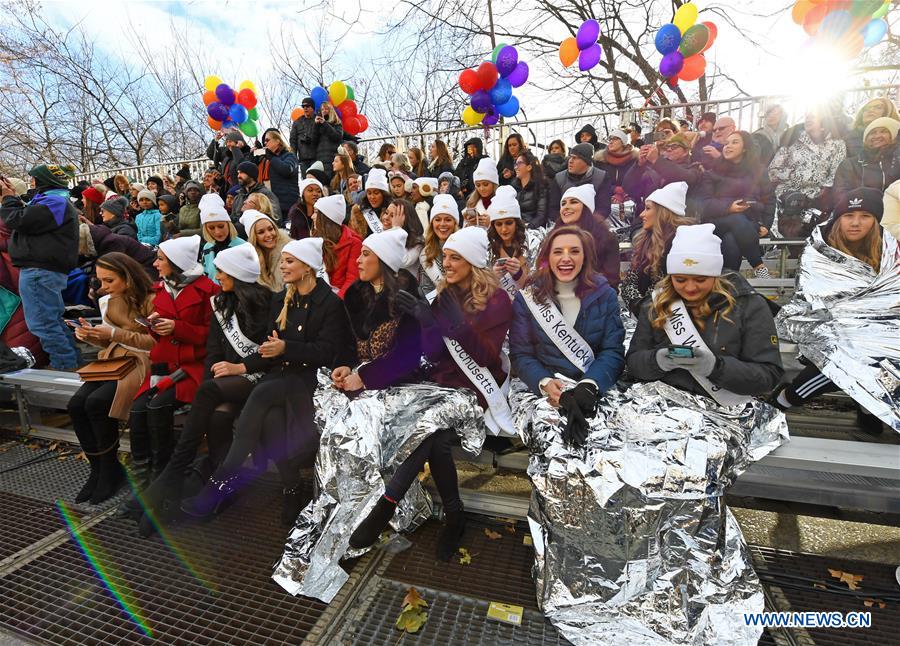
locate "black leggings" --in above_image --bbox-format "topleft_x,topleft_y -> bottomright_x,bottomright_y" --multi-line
784,364 -> 840,406
68,380 -> 119,454
715,213 -> 762,269
384,429 -> 462,514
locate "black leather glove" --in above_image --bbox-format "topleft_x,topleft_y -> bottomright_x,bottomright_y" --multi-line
567,382 -> 598,418
560,403 -> 589,448
396,289 -> 434,327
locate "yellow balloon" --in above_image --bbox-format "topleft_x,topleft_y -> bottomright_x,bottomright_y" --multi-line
238,79 -> 257,92
673,2 -> 698,35
328,81 -> 347,106
462,106 -> 484,126
204,75 -> 222,92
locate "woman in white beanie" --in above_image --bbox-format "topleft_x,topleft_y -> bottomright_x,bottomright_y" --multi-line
463,157 -> 499,228
374,199 -> 425,278
183,237 -> 352,522
199,196 -> 246,282
243,210 -> 291,292
419,194 -> 460,294
350,226 -> 513,561
132,244 -> 273,536
620,182 -> 694,315
288,178 -> 325,241
119,235 -> 218,516
312,194 -> 363,298
349,168 -> 393,239
626,223 -> 783,400
553,184 -> 621,289
488,185 -> 530,293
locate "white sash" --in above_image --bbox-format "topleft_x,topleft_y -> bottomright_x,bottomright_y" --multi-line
98,295 -> 149,354
498,272 -> 518,299
661,297 -> 751,407
210,297 -> 264,383
520,288 -> 594,374
362,208 -> 383,234
423,259 -> 443,303
442,337 -> 515,437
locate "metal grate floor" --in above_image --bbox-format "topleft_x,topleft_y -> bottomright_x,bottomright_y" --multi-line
0,491 -> 77,562
348,580 -> 571,646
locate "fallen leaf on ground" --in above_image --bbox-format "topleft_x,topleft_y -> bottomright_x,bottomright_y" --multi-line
417,463 -> 431,482
48,441 -> 59,451
484,528 -> 502,540
75,452 -> 88,462
458,547 -> 472,565
396,587 -> 428,634
864,598 -> 886,609
828,569 -> 863,590
402,587 -> 428,611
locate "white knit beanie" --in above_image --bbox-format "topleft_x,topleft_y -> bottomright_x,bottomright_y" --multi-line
200,205 -> 231,224
282,237 -> 324,272
443,226 -> 489,268
561,184 -> 595,210
159,235 -> 202,273
365,168 -> 390,192
137,189 -> 157,206
473,157 -> 499,185
413,177 -> 438,197
864,116 -> 900,142
315,194 -> 346,225
199,193 -> 225,211
214,244 -> 261,283
363,228 -> 408,273
431,194 -> 460,222
299,178 -> 324,197
239,209 -> 274,235
646,181 -> 688,217
488,185 -> 521,221
607,128 -> 628,144
666,223 -> 723,277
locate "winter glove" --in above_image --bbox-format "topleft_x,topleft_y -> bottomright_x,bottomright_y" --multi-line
435,290 -> 467,336
655,348 -> 681,373
560,401 -> 589,448
396,290 -> 435,327
562,382 -> 599,419
656,347 -> 718,377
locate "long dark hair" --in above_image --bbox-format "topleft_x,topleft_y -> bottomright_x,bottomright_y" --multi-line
312,212 -> 343,272
719,130 -> 761,176
519,150 -> 545,186
499,133 -> 526,164
392,198 -> 424,248
355,262 -> 412,321
95,252 -> 154,315
488,217 -> 527,259
214,279 -> 272,344
526,225 -> 600,306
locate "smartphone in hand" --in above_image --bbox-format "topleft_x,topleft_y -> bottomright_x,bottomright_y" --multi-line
666,344 -> 695,359
134,317 -> 156,328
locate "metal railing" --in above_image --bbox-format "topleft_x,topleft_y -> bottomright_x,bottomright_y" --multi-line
70,84 -> 898,185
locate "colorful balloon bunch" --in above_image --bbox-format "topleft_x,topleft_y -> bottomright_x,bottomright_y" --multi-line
558,19 -> 603,71
654,3 -> 717,86
292,81 -> 369,135
792,0 -> 891,59
459,44 -> 529,126
203,76 -> 260,138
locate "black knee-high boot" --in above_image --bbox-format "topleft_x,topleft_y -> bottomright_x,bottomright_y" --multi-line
90,419 -> 125,504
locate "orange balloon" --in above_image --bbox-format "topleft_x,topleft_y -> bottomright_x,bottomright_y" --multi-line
680,54 -> 706,81
791,0 -> 814,26
559,37 -> 579,67
202,90 -> 217,106
803,3 -> 829,36
207,116 -> 222,130
291,107 -> 302,121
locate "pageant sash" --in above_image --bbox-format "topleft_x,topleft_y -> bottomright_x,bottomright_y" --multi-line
520,288 -> 594,374
211,297 -> 264,383
362,208 -> 384,234
442,336 -> 514,436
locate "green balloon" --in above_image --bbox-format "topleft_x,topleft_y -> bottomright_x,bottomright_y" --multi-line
872,1 -> 890,19
346,86 -> 355,101
679,24 -> 709,58
248,107 -> 259,120
491,42 -> 507,64
853,0 -> 884,18
240,120 -> 258,137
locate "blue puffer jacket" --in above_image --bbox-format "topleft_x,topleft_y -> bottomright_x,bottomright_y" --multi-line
201,237 -> 247,282
510,276 -> 626,394
135,209 -> 161,247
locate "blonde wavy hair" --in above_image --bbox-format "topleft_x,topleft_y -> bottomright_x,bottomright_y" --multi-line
631,204 -> 694,278
423,217 -> 458,266
248,220 -> 291,291
436,265 -> 499,314
828,219 -> 882,272
649,274 -> 735,332
201,221 -> 239,245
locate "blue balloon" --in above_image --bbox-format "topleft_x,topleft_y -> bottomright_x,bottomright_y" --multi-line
489,78 -> 512,107
229,103 -> 248,124
863,18 -> 887,47
655,23 -> 681,55
820,9 -> 853,40
471,90 -> 492,114
497,95 -> 519,118
310,86 -> 329,109
221,119 -> 238,130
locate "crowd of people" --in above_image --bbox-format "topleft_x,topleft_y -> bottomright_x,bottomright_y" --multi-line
0,91 -> 897,564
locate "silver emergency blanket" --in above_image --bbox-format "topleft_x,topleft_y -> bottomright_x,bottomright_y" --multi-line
776,225 -> 900,432
511,378 -> 788,646
272,371 -> 486,602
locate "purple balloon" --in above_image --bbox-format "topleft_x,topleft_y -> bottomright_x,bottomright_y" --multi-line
576,19 -> 600,50
578,43 -> 603,71
207,101 -> 229,122
215,83 -> 235,106
471,90 -> 492,114
496,45 -> 519,77
482,111 -> 499,126
507,61 -> 529,88
659,51 -> 684,78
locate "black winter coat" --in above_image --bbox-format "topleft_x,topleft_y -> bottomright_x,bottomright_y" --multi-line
343,272 -> 422,390
265,149 -> 300,212
88,223 -> 156,277
547,166 -> 611,220
691,159 -> 776,230
512,178 -> 547,229
289,116 -> 318,162
622,157 -> 704,219
832,143 -> 900,206
626,272 -> 783,397
497,155 -> 516,186
206,139 -> 247,187
454,137 -> 486,196
541,153 -> 567,179
101,215 -> 138,239
313,120 -> 344,168
1,191 -> 78,273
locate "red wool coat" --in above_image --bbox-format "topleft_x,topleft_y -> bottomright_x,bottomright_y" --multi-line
329,225 -> 362,299
136,276 -> 218,402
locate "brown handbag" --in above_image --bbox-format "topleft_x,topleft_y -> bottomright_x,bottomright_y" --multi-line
76,356 -> 137,382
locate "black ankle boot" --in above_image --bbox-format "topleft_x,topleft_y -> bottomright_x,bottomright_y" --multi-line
89,451 -> 125,504
180,474 -> 239,520
436,509 -> 466,562
854,408 -> 884,438
74,454 -> 101,504
349,496 -> 397,549
281,486 -> 308,527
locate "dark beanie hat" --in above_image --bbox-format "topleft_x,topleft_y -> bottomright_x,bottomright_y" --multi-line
175,165 -> 191,180
835,187 -> 884,222
306,168 -> 329,187
237,160 -> 259,181
225,130 -> 245,144
99,196 -> 126,219
29,163 -> 75,189
570,143 -> 595,165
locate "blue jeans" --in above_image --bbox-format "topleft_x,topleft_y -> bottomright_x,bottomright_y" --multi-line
19,267 -> 80,369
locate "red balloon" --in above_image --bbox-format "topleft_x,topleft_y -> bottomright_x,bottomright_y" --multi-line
803,3 -> 830,36
338,100 -> 358,118
202,90 -> 217,106
237,88 -> 257,109
476,61 -> 498,91
680,54 -> 706,81
667,76 -> 679,89
459,69 -> 480,95
343,115 -> 361,135
357,114 -> 369,133
700,21 -> 717,52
